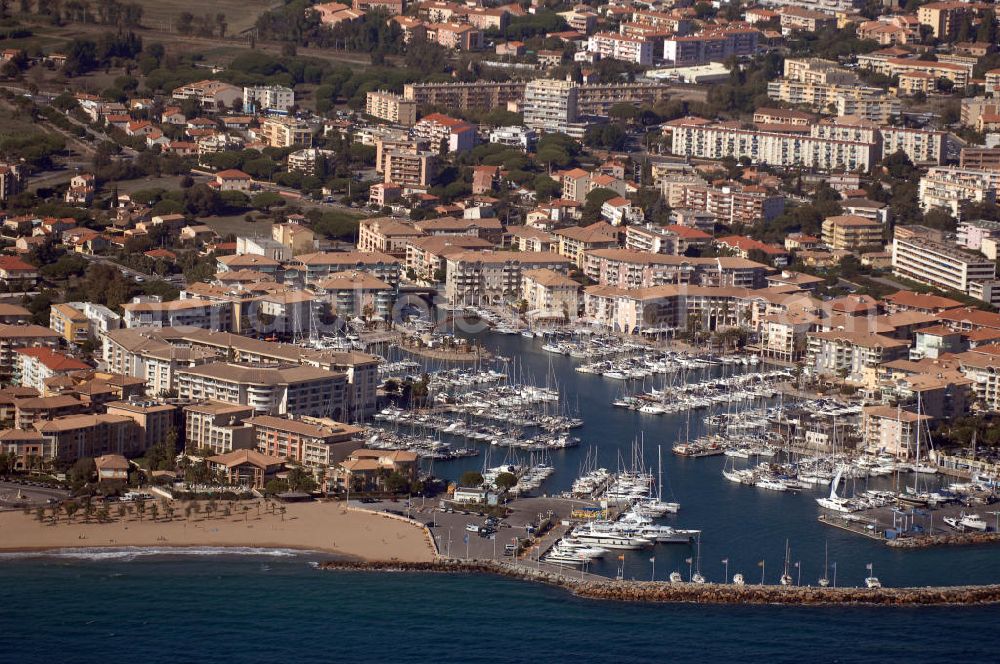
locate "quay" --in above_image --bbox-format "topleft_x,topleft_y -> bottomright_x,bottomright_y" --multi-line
316,559 -> 1000,606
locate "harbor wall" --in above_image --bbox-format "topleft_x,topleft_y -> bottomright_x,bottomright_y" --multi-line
316,559 -> 1000,606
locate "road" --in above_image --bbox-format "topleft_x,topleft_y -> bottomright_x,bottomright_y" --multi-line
77,252 -> 155,282
0,479 -> 71,509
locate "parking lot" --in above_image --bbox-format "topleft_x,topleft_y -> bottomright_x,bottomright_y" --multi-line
350,495 -> 601,561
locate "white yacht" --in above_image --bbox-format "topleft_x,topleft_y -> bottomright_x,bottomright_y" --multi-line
733,573 -> 745,586
945,513 -> 988,532
755,477 -> 788,492
669,571 -> 683,583
865,576 -> 882,589
816,467 -> 859,513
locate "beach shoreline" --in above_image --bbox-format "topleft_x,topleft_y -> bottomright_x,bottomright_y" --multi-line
0,501 -> 436,563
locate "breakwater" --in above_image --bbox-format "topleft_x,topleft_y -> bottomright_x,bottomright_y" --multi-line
887,531 -> 1000,549
317,559 -> 1000,606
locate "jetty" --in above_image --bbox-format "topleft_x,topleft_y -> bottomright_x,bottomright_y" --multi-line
316,559 -> 1000,606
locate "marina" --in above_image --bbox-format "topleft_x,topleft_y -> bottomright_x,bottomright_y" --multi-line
388,330 -> 1000,587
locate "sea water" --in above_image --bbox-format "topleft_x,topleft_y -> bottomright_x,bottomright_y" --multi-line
0,553 -> 998,663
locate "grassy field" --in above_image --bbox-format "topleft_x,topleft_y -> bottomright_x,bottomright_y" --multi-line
132,0 -> 283,35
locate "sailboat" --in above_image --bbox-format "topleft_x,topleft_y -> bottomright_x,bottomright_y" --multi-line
779,539 -> 793,586
818,541 -> 830,587
690,534 -> 706,583
816,466 -> 857,512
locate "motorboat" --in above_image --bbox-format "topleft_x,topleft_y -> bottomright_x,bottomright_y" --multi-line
691,573 -> 705,584
732,573 -> 745,586
945,512 -> 988,532
865,576 -> 882,589
755,477 -> 788,492
669,571 -> 683,583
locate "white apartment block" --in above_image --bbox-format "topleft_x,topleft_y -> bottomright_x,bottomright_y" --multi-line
523,79 -> 578,133
881,127 -> 946,166
175,362 -> 348,420
918,167 -> 1000,217
670,122 -> 878,172
624,225 -> 681,255
892,235 -> 996,294
587,33 -> 653,66
243,85 -> 295,112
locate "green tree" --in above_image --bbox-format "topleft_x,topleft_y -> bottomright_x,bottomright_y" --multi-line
494,472 -> 517,492
459,471 -> 483,487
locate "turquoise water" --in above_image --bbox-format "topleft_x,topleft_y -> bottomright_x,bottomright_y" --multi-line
1,554 -> 999,663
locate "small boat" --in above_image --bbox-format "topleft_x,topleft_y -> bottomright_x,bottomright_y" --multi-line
732,573 -> 745,586
865,576 -> 882,589
691,573 -> 706,584
669,571 -> 683,583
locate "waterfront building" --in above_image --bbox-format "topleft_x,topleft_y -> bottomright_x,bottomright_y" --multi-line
443,251 -> 572,304
183,401 -> 255,454
175,362 -> 348,420
105,399 -> 177,452
806,330 -> 910,385
521,268 -> 580,321
862,405 -> 930,459
247,414 -> 362,468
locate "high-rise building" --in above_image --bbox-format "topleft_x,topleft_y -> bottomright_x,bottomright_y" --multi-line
523,79 -> 578,134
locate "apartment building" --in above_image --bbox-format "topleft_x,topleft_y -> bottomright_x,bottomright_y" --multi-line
669,120 -> 879,172
0,324 -> 61,384
918,167 -> 1000,217
881,127 -> 947,166
783,58 -> 860,85
584,249 -> 771,290
756,0 -> 863,12
892,235 -> 997,295
860,55 -> 971,90
247,414 -> 362,467
862,405 -> 930,459
444,251 -> 572,304
49,303 -> 90,344
624,225 -> 681,256
290,251 -> 401,289
358,218 -> 425,258
383,149 -> 436,188
582,284 -> 754,335
122,298 -> 234,331
412,113 -> 477,153
521,268 -> 579,321
806,330 -> 910,382
14,348 -> 89,391
402,80 -> 525,111
413,216 -> 503,244
260,116 -> 313,148
663,27 -> 758,66
242,85 -> 294,112
960,147 -> 1000,170
778,7 -> 836,34
365,90 -> 417,126
0,162 -> 23,203
917,0 -> 977,39
587,32 -> 653,65
523,79 -> 578,134
680,183 -> 785,225
821,215 -> 884,251
183,401 -> 255,454
312,271 -> 395,319
103,327 -> 379,419
555,222 -> 619,267
36,413 -> 139,463
575,82 -> 677,116
175,362 -> 348,420
105,399 -> 177,452
171,80 -> 242,110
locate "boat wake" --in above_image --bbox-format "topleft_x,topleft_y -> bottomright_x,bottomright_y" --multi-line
0,546 -> 317,562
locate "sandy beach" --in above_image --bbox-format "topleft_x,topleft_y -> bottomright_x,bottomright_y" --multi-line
0,501 -> 436,562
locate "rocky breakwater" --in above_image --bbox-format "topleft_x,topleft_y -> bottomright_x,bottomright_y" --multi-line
316,559 -> 1000,606
888,531 -> 1000,549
